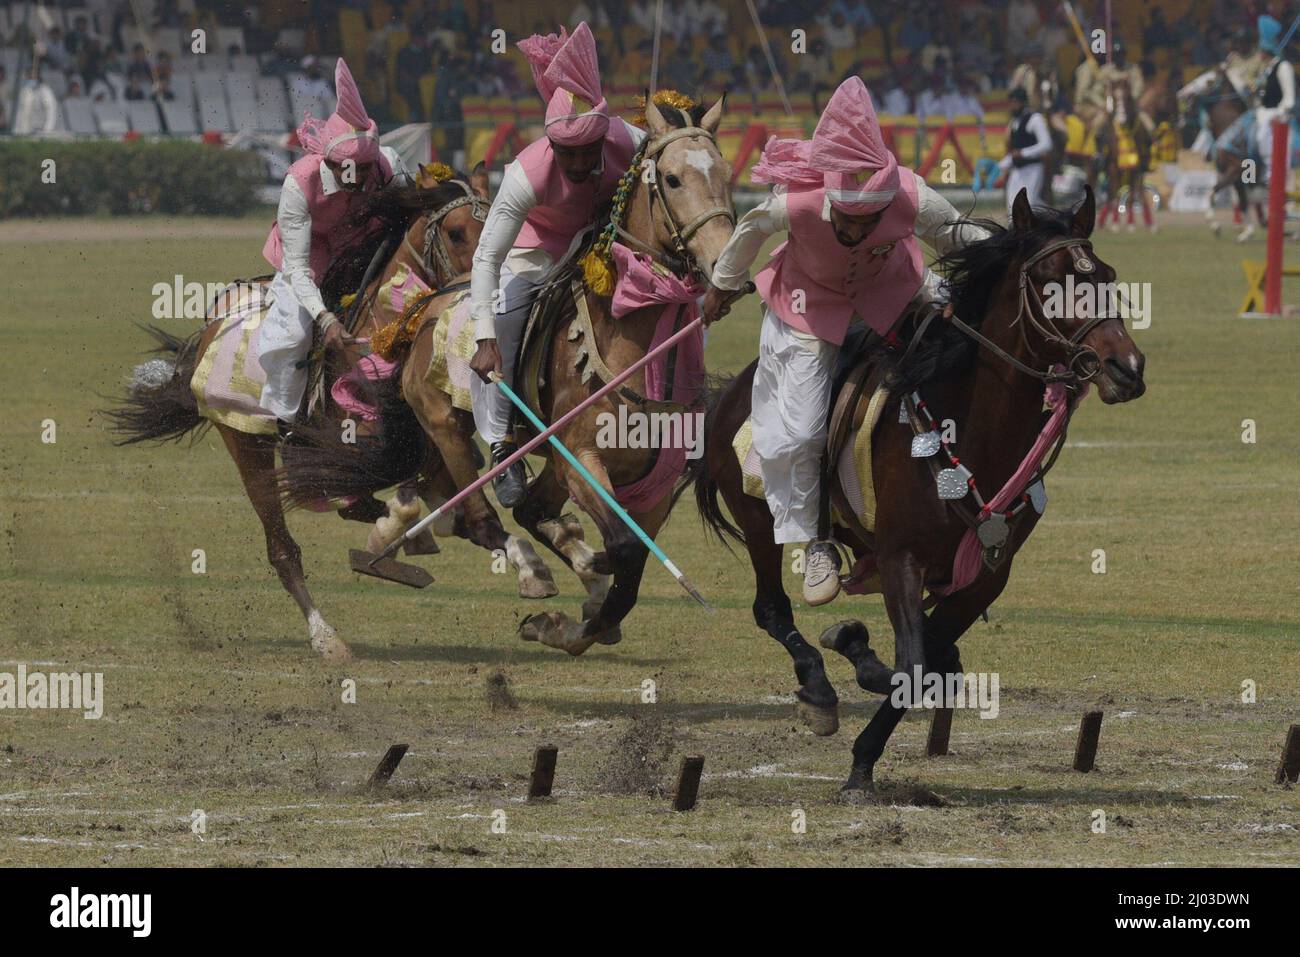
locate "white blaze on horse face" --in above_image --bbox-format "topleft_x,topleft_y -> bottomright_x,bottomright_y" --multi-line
683,147 -> 720,185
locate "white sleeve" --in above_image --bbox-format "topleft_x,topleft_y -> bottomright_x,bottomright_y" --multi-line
1280,61 -> 1295,113
625,118 -> 648,149
709,191 -> 787,290
471,161 -> 538,340
277,175 -> 328,320
380,145 -> 413,186
1020,113 -> 1053,161
912,172 -> 992,257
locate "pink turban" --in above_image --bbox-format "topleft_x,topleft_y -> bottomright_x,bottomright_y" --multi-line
519,21 -> 609,146
809,77 -> 899,214
297,58 -> 380,165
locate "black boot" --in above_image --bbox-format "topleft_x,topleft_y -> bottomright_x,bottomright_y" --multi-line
490,441 -> 528,508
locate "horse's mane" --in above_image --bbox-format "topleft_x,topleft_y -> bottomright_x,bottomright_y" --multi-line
318,175 -> 472,312
885,206 -> 1079,396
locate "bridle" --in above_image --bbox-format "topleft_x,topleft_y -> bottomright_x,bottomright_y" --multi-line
614,120 -> 735,279
406,178 -> 489,287
928,237 -> 1120,388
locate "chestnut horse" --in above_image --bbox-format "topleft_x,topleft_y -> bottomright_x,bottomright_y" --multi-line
688,188 -> 1147,796
282,95 -> 737,656
106,173 -> 489,662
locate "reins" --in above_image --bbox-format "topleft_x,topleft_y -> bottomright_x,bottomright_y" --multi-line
905,237 -> 1117,388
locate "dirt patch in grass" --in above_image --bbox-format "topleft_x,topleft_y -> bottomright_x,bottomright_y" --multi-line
598,711 -> 677,796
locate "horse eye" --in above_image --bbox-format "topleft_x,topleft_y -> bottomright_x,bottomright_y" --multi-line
449,228 -> 465,244
665,173 -> 682,188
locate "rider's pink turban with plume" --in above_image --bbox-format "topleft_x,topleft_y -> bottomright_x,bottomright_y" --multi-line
296,58 -> 380,164
518,22 -> 610,146
809,77 -> 899,214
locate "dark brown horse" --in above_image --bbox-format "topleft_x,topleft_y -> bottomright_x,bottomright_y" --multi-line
687,187 -> 1147,795
105,174 -> 488,662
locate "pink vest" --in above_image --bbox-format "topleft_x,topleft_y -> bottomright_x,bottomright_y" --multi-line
755,169 -> 925,345
514,118 -> 636,258
263,150 -> 395,281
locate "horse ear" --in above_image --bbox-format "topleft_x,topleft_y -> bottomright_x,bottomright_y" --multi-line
1011,188 -> 1035,232
700,92 -> 725,133
644,88 -> 669,135
1072,184 -> 1096,237
470,160 -> 490,200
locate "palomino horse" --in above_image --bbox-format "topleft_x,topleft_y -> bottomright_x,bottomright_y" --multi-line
1097,77 -> 1154,231
689,188 -> 1147,796
283,95 -> 737,656
105,174 -> 491,662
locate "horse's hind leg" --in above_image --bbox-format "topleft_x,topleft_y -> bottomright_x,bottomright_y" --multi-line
715,464 -> 839,735
404,389 -> 556,598
364,478 -> 428,554
217,424 -> 351,662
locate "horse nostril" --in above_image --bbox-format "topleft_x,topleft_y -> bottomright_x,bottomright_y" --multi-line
1104,357 -> 1136,385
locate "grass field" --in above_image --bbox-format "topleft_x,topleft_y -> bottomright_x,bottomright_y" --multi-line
1,212 -> 1297,867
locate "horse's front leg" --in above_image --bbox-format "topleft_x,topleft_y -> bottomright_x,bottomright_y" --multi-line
513,461 -> 617,641
880,550 -> 927,695
519,447 -> 655,655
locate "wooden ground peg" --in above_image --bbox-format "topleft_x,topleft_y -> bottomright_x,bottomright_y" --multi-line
927,707 -> 954,757
367,744 -> 409,787
1073,711 -> 1104,772
1275,724 -> 1300,784
528,745 -> 559,799
673,756 -> 705,812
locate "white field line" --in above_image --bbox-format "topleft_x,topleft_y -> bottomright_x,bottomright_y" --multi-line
0,659 -> 440,689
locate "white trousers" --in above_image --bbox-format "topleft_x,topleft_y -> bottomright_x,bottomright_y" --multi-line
751,309 -> 838,546
470,262 -> 542,444
1255,114 -> 1285,185
258,272 -> 313,420
1005,162 -> 1045,217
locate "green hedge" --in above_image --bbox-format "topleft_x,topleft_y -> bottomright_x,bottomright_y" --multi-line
0,139 -> 266,217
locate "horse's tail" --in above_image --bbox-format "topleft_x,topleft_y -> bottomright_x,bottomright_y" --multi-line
276,369 -> 429,510
674,373 -> 747,549
103,324 -> 209,446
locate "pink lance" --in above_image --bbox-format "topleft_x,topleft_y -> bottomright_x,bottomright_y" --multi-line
368,292 -> 748,602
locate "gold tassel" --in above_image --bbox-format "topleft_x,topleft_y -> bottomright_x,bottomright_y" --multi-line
581,249 -> 616,297
340,292 -> 357,309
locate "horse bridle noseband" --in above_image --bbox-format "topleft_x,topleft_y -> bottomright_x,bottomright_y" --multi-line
408,179 -> 489,287
932,237 -> 1120,388
615,121 -> 735,279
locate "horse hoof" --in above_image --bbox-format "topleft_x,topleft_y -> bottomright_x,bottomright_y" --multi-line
817,619 -> 869,654
595,626 -> 622,646
310,624 -> 352,663
518,569 -> 559,599
838,768 -> 875,802
795,697 -> 839,736
836,785 -> 875,805
518,612 -> 555,642
403,529 -> 440,556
